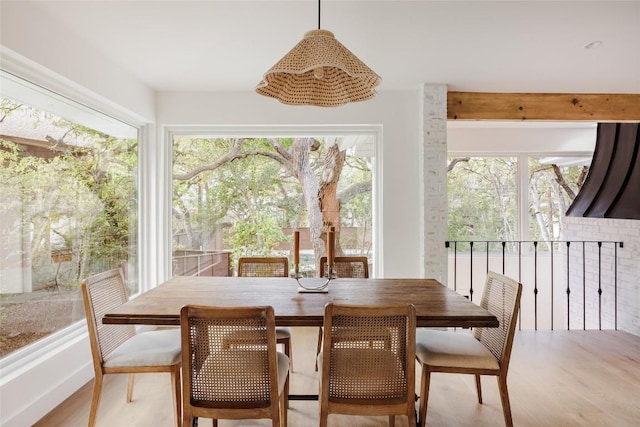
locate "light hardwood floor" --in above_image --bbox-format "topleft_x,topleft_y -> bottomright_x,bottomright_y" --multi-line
35,328 -> 640,427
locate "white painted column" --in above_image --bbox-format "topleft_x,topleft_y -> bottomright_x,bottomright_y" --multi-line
421,84 -> 448,283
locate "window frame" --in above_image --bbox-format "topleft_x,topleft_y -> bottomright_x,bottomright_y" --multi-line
447,151 -> 593,243
0,70 -> 143,368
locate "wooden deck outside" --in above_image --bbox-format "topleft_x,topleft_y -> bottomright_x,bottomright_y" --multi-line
35,329 -> 640,427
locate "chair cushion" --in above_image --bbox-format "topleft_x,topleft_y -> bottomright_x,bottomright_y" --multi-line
415,329 -> 499,370
276,352 -> 290,392
103,328 -> 181,368
276,327 -> 291,339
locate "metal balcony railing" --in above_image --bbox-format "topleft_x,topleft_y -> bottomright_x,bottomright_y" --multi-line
446,240 -> 624,331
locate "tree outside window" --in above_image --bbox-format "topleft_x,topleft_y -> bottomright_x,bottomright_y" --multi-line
0,96 -> 138,358
172,135 -> 373,277
448,156 -> 589,251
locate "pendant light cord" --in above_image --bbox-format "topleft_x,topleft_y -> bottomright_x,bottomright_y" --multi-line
318,0 -> 321,29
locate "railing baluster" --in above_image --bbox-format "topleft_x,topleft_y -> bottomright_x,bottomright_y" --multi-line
534,241 -> 538,331
566,241 -> 571,330
454,241 -> 457,292
518,241 -> 522,330
598,241 -> 602,330
583,241 -> 586,330
486,241 -> 490,274
551,242 -> 554,331
615,242 -> 621,330
469,241 -> 474,301
446,241 -> 456,292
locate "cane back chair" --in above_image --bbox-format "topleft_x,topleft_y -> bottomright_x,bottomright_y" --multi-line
81,268 -> 182,427
318,303 -> 417,427
415,271 -> 523,427
180,305 -> 289,427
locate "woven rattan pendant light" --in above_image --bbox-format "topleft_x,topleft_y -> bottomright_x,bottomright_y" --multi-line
256,0 -> 381,107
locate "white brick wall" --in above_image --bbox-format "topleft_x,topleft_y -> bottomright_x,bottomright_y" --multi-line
422,84 -> 448,283
563,217 -> 640,337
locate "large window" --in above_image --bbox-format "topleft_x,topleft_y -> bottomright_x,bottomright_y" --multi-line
448,155 -> 590,244
171,134 -> 374,277
0,72 -> 138,358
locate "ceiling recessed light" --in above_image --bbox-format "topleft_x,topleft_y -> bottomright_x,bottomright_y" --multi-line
584,40 -> 603,50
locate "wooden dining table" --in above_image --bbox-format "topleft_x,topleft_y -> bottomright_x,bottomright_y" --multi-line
103,276 -> 498,328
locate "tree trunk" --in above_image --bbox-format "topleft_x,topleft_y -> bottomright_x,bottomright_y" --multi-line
318,144 -> 346,257
290,138 -> 326,269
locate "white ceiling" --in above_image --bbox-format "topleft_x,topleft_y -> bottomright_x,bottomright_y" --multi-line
23,0 -> 640,94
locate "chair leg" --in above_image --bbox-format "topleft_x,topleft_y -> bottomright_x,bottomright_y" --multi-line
389,415 -> 395,426
475,374 -> 483,404
88,374 -> 104,427
126,373 -> 135,402
497,375 -> 514,427
319,405 -> 329,427
408,405 -> 417,427
284,370 -> 290,411
418,367 -> 431,427
271,400 -> 281,427
284,337 -> 293,373
315,327 -> 323,371
171,366 -> 182,427
280,388 -> 288,427
182,411 -> 193,427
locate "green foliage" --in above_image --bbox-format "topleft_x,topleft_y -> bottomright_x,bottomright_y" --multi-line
172,137 -> 303,251
0,99 -> 137,285
528,158 -> 586,242
227,214 -> 289,259
448,157 -> 517,243
172,137 -> 373,260
448,156 -> 589,249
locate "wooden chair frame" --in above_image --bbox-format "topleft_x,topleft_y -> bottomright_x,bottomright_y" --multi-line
319,303 -> 417,427
81,268 -> 181,427
180,305 -> 288,427
416,271 -> 523,427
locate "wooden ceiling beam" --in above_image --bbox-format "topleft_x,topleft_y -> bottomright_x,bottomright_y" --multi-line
447,92 -> 640,121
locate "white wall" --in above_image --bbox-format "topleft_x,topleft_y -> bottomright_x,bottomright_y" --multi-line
0,0 -> 155,124
448,122 -> 597,153
156,90 -> 423,279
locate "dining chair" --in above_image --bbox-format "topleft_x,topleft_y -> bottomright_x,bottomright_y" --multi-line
415,271 -> 523,427
180,305 -> 289,427
237,256 -> 293,371
238,256 -> 289,277
318,303 -> 417,427
319,255 -> 369,278
81,268 -> 182,427
315,256 -> 370,371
